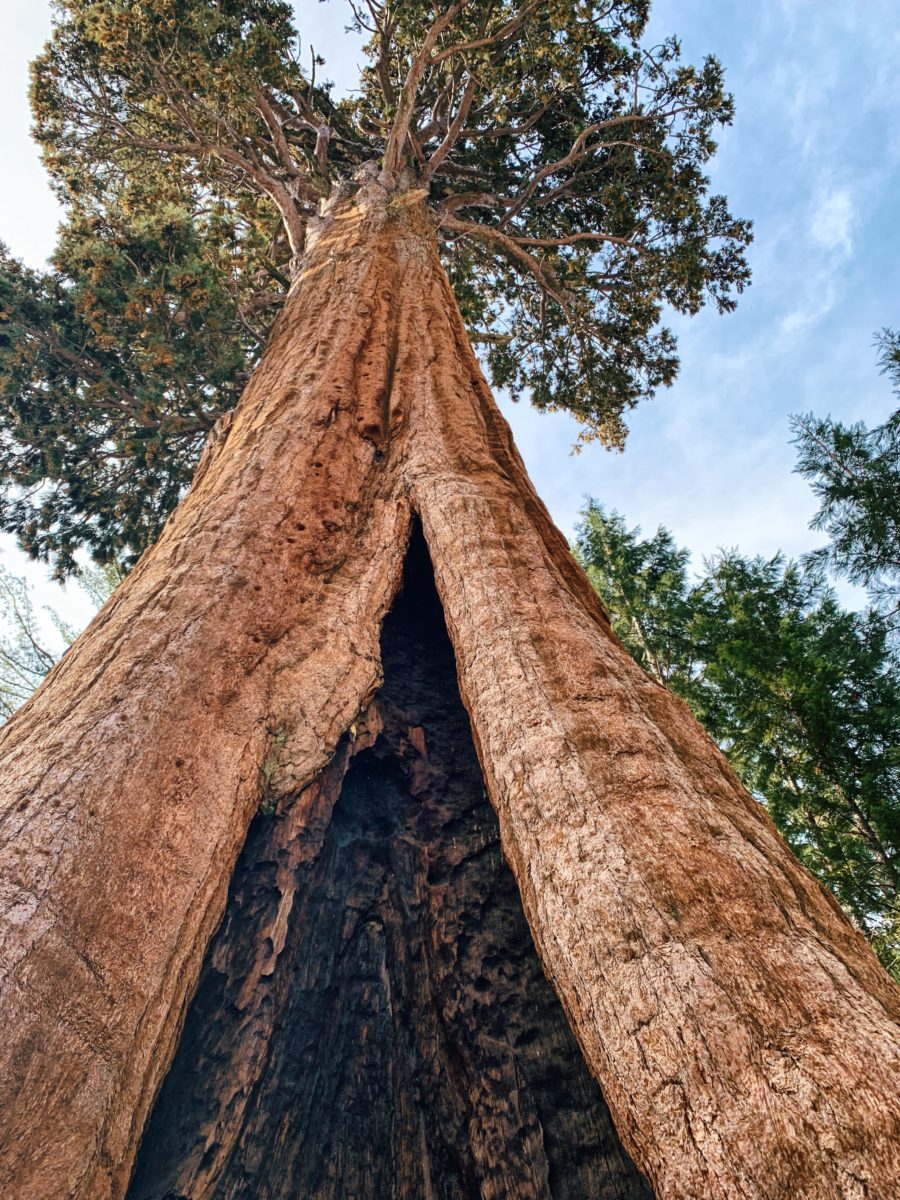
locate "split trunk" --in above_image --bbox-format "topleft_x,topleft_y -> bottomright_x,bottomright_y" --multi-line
0,180 -> 897,1200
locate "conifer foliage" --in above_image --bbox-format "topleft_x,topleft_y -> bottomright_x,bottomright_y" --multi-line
0,205 -> 256,573
792,328 -> 900,633
1,0 -> 750,571
576,503 -> 900,977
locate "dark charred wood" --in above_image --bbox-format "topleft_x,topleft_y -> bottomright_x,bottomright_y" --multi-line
127,525 -> 652,1200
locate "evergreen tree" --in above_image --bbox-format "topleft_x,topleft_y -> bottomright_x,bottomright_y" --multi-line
0,561 -> 121,718
1,0 -> 750,571
574,502 -> 695,687
0,566 -> 61,719
576,503 -> 900,977
791,328 -> 900,634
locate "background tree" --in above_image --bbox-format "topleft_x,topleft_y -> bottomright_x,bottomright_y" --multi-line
0,561 -> 120,718
576,503 -> 900,977
0,566 -> 61,718
574,503 -> 695,687
791,327 -> 900,636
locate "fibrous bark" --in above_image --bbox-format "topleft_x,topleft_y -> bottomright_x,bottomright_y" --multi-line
0,177 -> 898,1200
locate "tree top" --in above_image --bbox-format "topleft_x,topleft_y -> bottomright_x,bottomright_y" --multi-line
1,1 -> 751,569
32,0 -> 750,433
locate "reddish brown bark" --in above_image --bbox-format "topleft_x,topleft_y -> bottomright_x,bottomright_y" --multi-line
0,179 -> 898,1199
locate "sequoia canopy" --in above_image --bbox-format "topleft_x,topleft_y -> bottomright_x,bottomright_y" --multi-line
2,0 -> 751,571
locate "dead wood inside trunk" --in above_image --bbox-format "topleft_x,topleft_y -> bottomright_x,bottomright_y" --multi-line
127,525 -> 652,1200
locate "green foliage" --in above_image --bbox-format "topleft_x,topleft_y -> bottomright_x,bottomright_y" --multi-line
575,503 -> 900,978
0,195 -> 270,572
0,560 -> 121,719
692,554 -> 899,971
791,330 -> 900,633
574,502 -> 694,685
1,0 -> 749,571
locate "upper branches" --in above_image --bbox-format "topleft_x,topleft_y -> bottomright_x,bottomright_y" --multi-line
31,0 -> 368,259
348,0 -> 751,441
32,2 -> 750,435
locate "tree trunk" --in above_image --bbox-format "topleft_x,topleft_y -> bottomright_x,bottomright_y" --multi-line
0,178 -> 897,1200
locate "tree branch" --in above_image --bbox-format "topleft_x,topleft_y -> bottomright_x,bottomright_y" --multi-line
500,107 -> 697,228
383,1 -> 468,177
436,191 -> 503,213
424,72 -> 479,180
253,85 -> 298,178
115,134 -> 312,257
510,230 -> 643,251
429,1 -> 541,66
439,214 -> 573,318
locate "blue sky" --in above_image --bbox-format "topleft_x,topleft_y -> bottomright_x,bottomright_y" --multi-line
1,0 -> 898,629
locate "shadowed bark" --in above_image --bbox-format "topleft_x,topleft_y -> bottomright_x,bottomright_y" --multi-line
0,177 -> 897,1200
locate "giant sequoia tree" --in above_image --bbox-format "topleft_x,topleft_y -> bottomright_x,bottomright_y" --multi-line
0,4 -> 898,1199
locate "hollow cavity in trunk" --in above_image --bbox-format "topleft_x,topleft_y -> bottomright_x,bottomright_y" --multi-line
127,526 -> 652,1200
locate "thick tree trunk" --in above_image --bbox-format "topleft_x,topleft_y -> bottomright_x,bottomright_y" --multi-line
0,178 -> 897,1200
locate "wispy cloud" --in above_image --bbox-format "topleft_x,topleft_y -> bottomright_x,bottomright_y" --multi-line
776,188 -> 855,338
778,283 -> 837,339
810,188 -> 855,255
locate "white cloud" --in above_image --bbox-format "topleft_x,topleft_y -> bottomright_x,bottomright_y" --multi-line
775,189 -> 856,338
778,279 -> 836,338
810,188 -> 855,255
